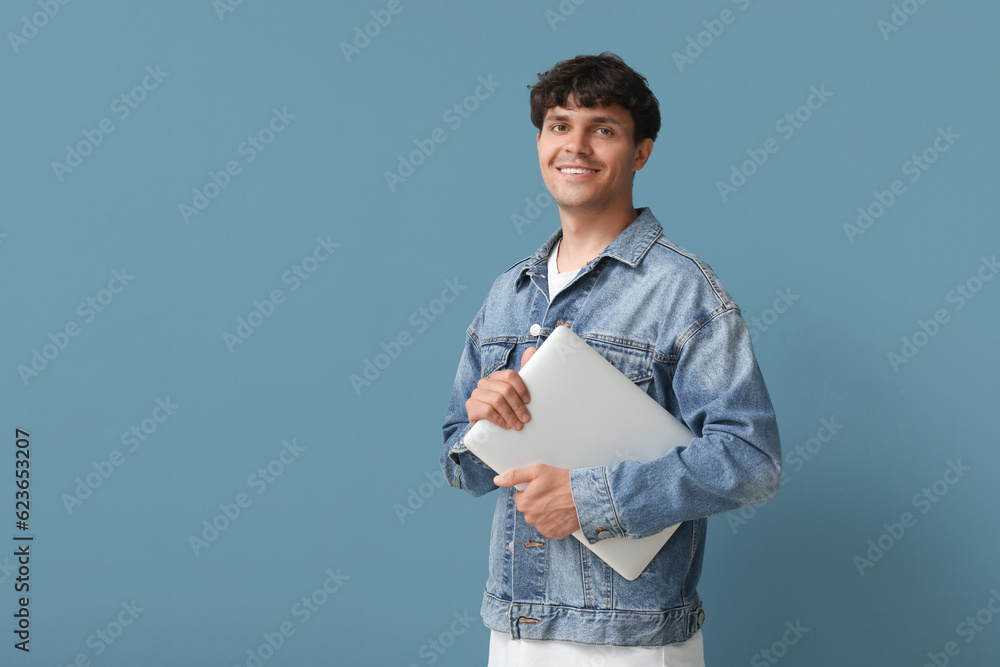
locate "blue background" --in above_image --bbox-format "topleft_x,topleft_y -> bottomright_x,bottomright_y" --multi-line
2,1 -> 998,665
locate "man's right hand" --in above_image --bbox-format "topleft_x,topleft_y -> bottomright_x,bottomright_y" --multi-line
466,346 -> 536,430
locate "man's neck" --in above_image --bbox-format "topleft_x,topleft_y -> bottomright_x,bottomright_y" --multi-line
555,203 -> 639,273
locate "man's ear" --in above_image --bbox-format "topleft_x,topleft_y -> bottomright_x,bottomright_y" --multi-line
537,132 -> 541,144
632,137 -> 654,172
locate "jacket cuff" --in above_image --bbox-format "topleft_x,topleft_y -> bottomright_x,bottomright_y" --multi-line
570,466 -> 624,543
446,425 -> 500,496
447,424 -> 475,465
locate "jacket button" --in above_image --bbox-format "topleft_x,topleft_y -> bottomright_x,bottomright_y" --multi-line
508,541 -> 514,552
529,323 -> 541,336
596,528 -> 612,540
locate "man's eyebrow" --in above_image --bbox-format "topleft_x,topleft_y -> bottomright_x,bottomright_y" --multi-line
544,112 -> 627,128
589,115 -> 626,128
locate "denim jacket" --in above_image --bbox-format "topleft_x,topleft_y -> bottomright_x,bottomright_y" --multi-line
440,207 -> 781,647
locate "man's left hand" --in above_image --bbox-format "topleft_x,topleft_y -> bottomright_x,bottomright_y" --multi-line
494,464 -> 581,539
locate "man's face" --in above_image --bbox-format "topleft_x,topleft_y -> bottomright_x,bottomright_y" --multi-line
536,96 -> 653,215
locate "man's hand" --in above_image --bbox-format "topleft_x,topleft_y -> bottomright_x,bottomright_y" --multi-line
494,464 -> 581,539
466,346 -> 536,430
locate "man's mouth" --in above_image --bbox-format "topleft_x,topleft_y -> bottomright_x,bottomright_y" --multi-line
557,167 -> 598,174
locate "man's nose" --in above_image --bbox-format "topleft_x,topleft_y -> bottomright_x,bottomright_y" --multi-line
564,129 -> 591,154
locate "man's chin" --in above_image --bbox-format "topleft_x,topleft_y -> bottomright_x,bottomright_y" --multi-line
550,195 -> 608,212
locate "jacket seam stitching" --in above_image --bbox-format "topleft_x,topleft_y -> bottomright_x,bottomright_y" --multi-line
569,259 -> 605,317
602,467 -> 625,537
683,520 -> 698,604
652,237 -> 729,306
484,591 -> 699,617
579,540 -> 592,609
676,302 -> 738,353
582,332 -> 654,353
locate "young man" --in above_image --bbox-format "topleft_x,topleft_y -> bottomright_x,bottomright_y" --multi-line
440,53 -> 781,665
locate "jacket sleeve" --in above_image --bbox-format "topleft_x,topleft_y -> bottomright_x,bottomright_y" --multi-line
569,306 -> 782,543
439,307 -> 501,498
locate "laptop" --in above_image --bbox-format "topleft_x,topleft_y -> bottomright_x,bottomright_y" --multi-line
464,324 -> 694,581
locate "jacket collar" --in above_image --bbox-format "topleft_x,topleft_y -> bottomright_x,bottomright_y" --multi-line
513,207 -> 663,291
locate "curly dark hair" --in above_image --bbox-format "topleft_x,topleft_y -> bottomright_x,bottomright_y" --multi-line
529,52 -> 660,145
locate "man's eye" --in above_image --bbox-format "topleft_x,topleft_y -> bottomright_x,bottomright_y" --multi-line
596,127 -> 612,135
551,124 -> 566,132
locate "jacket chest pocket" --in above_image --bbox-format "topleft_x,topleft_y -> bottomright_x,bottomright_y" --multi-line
480,334 -> 654,390
580,335 -> 655,390
480,340 -> 517,378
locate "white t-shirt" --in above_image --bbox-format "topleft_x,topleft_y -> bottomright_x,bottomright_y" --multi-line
547,239 -> 580,301
488,629 -> 705,666
487,239 -> 707,666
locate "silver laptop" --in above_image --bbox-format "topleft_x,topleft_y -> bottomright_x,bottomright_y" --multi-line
464,324 -> 694,581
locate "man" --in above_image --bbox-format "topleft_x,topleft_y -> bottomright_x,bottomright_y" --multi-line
440,52 -> 781,665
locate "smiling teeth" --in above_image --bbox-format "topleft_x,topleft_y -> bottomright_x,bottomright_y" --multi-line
560,168 -> 595,174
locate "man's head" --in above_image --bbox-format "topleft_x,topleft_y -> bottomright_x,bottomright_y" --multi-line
529,52 -> 660,146
530,53 -> 659,217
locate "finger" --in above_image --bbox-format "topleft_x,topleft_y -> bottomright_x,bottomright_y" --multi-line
483,375 -> 531,428
487,384 -> 528,430
468,383 -> 523,430
493,370 -> 531,423
494,467 -> 533,487
495,369 -> 531,410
